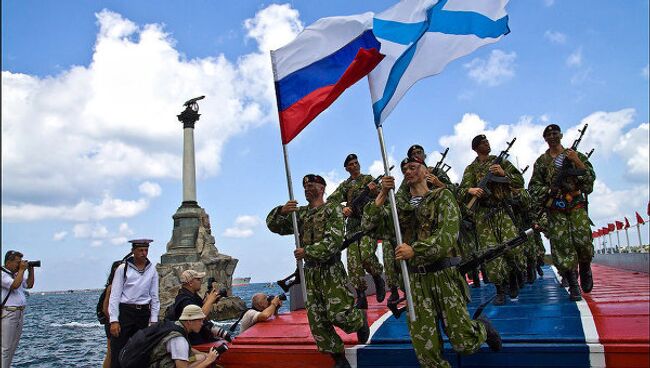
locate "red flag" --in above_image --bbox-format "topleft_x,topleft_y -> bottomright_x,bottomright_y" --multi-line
636,212 -> 645,225
615,220 -> 624,230
608,223 -> 615,231
592,231 -> 598,238
624,217 -> 631,229
602,227 -> 609,235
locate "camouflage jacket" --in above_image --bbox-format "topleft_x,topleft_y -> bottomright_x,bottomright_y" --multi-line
365,188 -> 460,267
328,174 -> 375,229
508,188 -> 535,231
528,149 -> 595,208
266,202 -> 345,263
148,321 -> 190,368
458,155 -> 524,206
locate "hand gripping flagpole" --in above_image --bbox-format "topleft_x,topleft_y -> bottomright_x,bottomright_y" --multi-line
376,126 -> 416,322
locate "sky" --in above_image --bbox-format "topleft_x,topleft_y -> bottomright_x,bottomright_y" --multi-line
2,0 -> 649,291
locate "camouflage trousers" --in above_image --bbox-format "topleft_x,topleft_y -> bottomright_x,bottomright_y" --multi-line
546,208 -> 593,274
407,268 -> 487,368
475,207 -> 524,285
347,235 -> 384,290
305,260 -> 365,354
380,238 -> 400,289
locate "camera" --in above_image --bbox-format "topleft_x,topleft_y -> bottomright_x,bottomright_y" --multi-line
27,261 -> 41,268
211,344 -> 229,355
267,293 -> 287,304
206,277 -> 216,293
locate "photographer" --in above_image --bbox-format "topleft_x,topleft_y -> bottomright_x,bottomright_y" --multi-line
1,250 -> 36,367
239,293 -> 283,334
167,270 -> 232,344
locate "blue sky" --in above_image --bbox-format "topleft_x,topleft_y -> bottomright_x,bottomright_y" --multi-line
2,0 -> 649,291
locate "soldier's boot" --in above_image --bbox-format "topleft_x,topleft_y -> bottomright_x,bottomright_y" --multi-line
561,276 -> 569,287
471,270 -> 481,288
372,274 -> 386,303
493,284 -> 506,306
526,262 -> 537,284
331,353 -> 351,368
477,315 -> 503,352
355,289 -> 368,310
566,271 -> 582,301
481,265 -> 491,284
536,255 -> 545,277
579,262 -> 593,293
387,286 -> 400,304
356,311 -> 370,344
508,271 -> 519,299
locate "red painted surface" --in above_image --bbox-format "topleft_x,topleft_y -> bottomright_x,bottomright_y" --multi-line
583,264 -> 650,368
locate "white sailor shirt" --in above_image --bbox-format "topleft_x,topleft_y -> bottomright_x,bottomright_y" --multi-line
108,259 -> 160,323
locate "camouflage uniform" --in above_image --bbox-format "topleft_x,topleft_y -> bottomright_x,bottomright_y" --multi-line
365,188 -> 487,367
509,188 -> 540,280
528,150 -> 595,274
362,208 -> 401,290
329,175 -> 384,291
458,156 -> 524,286
266,202 -> 364,354
148,322 -> 191,368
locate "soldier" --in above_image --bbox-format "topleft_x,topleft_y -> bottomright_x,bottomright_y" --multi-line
366,157 -> 501,367
458,134 -> 525,305
328,154 -> 385,309
528,124 -> 595,301
266,174 -> 369,368
509,188 -> 541,284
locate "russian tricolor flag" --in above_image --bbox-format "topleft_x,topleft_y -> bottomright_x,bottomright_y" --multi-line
271,12 -> 384,144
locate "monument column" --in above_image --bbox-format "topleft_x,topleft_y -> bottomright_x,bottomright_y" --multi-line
180,97 -> 200,205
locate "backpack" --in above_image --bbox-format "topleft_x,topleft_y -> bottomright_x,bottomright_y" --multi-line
118,320 -> 186,368
96,288 -> 109,325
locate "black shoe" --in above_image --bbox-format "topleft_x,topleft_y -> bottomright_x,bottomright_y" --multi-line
356,311 -> 370,344
471,270 -> 481,288
536,256 -> 545,277
566,271 -> 582,301
373,274 -> 386,303
493,285 -> 506,306
387,286 -> 400,304
561,276 -> 568,287
508,272 -> 519,299
477,315 -> 502,352
331,353 -> 351,368
355,289 -> 368,310
579,262 -> 593,293
526,263 -> 536,284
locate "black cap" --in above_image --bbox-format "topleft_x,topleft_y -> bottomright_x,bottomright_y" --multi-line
543,124 -> 561,136
303,174 -> 326,187
400,156 -> 425,172
129,239 -> 153,248
407,144 -> 425,158
343,153 -> 358,167
471,134 -> 487,150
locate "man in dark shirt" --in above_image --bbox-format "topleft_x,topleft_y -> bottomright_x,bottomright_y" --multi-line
169,269 -> 232,345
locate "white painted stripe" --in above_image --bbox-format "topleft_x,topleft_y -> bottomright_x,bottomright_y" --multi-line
550,266 -> 606,367
345,309 -> 395,368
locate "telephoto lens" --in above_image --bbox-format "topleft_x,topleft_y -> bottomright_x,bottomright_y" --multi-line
27,261 -> 41,267
214,344 -> 229,354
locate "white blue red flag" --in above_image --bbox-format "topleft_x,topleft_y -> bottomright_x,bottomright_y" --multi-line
369,0 -> 510,126
271,13 -> 383,144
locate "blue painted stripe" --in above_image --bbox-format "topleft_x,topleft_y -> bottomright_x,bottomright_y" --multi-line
373,18 -> 426,46
275,30 -> 380,112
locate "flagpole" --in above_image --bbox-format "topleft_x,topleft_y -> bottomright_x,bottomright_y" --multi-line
376,126 -> 416,322
624,228 -> 630,250
608,233 -> 613,254
636,223 -> 643,247
615,230 -> 621,253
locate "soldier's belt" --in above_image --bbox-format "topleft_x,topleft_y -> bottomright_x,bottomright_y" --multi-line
304,253 -> 342,269
408,257 -> 461,274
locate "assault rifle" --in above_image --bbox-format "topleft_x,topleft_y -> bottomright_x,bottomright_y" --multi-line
585,148 -> 594,159
348,166 -> 394,219
466,138 -> 517,212
520,165 -> 529,175
387,229 -> 534,318
432,147 -> 451,175
544,124 -> 588,208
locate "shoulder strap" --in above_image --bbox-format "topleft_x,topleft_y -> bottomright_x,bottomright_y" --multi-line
1,268 -> 14,307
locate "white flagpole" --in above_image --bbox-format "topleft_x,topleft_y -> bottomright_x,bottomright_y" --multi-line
624,228 -> 630,250
376,126 -> 416,322
615,230 -> 621,253
608,233 -> 613,254
636,223 -> 643,247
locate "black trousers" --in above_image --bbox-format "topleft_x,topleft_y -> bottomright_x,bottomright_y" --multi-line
110,303 -> 151,368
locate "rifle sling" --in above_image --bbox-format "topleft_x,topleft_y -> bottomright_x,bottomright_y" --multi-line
408,257 -> 461,274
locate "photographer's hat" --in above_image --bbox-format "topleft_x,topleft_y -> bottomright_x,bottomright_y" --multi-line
179,305 -> 206,321
343,153 -> 358,167
129,239 -> 153,248
180,269 -> 206,283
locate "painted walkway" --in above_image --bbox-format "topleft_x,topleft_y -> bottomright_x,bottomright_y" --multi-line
204,264 -> 649,368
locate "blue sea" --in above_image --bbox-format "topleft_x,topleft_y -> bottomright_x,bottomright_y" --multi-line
12,283 -> 289,368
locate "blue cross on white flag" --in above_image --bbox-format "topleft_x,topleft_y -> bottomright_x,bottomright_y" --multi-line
369,0 -> 510,126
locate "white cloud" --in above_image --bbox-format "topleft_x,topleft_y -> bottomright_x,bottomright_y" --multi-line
566,47 -> 583,67
223,215 -> 262,238
73,223 -> 109,239
613,123 -> 649,181
589,180 -> 649,224
111,237 -> 128,245
1,7 -> 303,222
464,50 -> 516,87
643,64 -> 649,80
90,240 -> 103,248
544,30 -> 566,44
138,181 -> 162,198
53,231 -> 68,241
118,222 -> 134,236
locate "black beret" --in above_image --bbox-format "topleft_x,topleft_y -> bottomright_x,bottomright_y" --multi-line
407,144 -> 425,158
129,239 -> 153,248
400,156 -> 425,171
543,124 -> 561,136
343,153 -> 358,167
303,174 -> 326,187
471,134 -> 487,150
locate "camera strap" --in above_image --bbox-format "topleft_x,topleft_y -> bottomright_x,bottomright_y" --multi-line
1,267 -> 14,308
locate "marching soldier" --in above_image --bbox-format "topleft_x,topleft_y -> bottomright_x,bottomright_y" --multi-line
528,124 -> 595,301
458,134 -> 525,305
266,174 -> 369,368
327,154 -> 386,309
366,157 -> 501,367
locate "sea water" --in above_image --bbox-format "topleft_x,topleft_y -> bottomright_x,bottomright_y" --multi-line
11,283 -> 288,367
